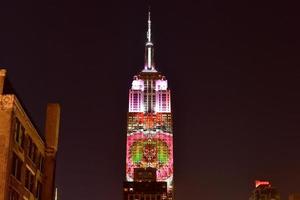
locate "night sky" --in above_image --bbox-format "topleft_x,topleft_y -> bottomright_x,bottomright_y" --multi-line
0,0 -> 300,200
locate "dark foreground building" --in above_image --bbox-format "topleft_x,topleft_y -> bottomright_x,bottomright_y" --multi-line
0,69 -> 61,200
124,11 -> 174,200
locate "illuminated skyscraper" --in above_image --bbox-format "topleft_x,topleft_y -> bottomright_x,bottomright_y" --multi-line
249,180 -> 280,200
125,11 -> 174,199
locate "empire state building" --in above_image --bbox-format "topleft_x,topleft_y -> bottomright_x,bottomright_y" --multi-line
124,11 -> 174,200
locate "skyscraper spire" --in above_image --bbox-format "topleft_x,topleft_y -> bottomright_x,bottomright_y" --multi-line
144,7 -> 156,71
147,8 -> 152,43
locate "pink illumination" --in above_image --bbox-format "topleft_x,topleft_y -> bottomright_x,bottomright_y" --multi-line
155,90 -> 171,113
128,90 -> 144,112
131,78 -> 144,91
155,79 -> 168,91
255,180 -> 270,188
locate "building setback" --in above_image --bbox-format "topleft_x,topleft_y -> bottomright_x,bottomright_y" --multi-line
0,69 -> 60,200
124,10 -> 174,200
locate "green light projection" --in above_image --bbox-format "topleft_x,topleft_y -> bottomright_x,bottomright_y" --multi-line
130,139 -> 170,166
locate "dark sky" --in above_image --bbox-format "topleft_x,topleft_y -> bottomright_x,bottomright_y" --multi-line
1,0 -> 300,200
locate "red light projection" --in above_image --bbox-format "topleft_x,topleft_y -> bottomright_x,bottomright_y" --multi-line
255,180 -> 270,188
126,131 -> 173,184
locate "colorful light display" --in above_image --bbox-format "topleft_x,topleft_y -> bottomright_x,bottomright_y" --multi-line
126,71 -> 174,191
126,131 -> 173,185
125,10 -> 174,198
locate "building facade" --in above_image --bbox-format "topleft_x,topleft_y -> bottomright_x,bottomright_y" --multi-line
124,11 -> 174,200
0,69 -> 60,200
124,168 -> 168,200
249,180 -> 280,200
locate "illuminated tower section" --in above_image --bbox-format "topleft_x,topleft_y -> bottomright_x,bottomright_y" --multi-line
126,11 -> 174,198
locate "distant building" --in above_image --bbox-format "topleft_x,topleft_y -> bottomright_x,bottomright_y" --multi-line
0,69 -> 61,200
249,180 -> 280,200
289,194 -> 300,200
123,168 -> 167,200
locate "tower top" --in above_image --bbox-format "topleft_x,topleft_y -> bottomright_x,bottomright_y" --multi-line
143,8 -> 156,72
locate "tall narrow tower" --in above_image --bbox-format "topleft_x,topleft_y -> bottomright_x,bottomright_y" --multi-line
125,10 -> 174,200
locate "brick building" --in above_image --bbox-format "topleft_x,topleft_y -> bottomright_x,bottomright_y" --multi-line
0,69 -> 60,200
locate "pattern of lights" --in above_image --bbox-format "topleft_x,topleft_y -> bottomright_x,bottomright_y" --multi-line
126,131 -> 173,183
126,77 -> 173,190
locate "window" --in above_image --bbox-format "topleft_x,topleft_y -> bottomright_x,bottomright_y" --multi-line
11,153 -> 22,181
9,188 -> 19,200
129,90 -> 143,112
27,137 -> 32,157
36,181 -> 42,200
14,118 -> 25,148
38,154 -> 44,172
19,127 -> 25,148
32,144 -> 37,162
25,169 -> 35,193
14,118 -> 20,140
27,137 -> 37,162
